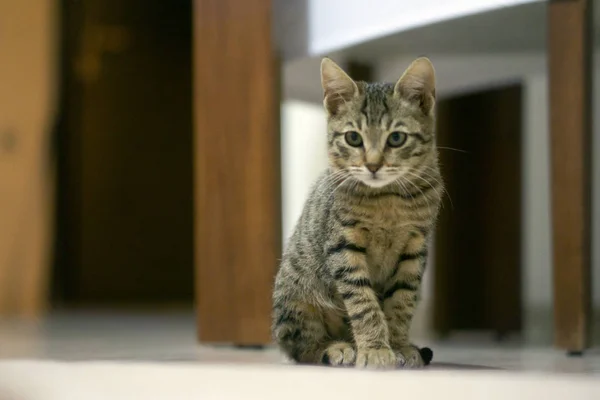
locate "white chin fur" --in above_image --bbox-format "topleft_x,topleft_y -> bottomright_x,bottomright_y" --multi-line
358,176 -> 397,188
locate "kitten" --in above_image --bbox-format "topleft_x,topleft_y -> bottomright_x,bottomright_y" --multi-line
272,57 -> 442,369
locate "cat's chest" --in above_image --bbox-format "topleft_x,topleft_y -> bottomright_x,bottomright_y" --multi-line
357,202 -> 415,281
363,222 -> 411,282
335,195 -> 427,281
352,196 -> 415,235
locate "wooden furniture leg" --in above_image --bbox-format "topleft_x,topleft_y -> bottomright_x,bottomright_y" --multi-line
0,0 -> 56,317
193,0 -> 280,345
547,0 -> 592,354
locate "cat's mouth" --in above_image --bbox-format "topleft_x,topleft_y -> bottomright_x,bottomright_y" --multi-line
356,173 -> 399,188
345,166 -> 404,189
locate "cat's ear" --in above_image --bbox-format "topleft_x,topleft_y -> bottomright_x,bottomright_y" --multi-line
394,57 -> 436,114
320,57 -> 359,115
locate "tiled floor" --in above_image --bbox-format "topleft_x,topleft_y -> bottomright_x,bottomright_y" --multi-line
1,311 -> 599,375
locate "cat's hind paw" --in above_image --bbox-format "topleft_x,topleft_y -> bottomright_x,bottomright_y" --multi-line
395,345 -> 426,368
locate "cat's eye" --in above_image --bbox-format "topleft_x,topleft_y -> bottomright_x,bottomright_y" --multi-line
345,131 -> 363,147
387,132 -> 407,148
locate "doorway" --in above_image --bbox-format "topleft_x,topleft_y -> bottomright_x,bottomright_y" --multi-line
433,84 -> 523,337
53,0 -> 194,306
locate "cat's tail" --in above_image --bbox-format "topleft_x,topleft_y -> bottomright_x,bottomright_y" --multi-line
419,346 -> 433,365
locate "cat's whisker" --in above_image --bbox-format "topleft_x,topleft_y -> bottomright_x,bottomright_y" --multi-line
318,171 -> 345,189
350,178 -> 361,197
392,179 -> 415,210
404,170 -> 442,204
330,176 -> 353,198
325,173 -> 351,194
392,180 -> 407,203
414,168 -> 454,211
314,170 -> 348,194
437,146 -> 469,154
321,171 -> 347,193
395,179 -> 421,211
400,176 -> 432,213
404,171 -> 439,212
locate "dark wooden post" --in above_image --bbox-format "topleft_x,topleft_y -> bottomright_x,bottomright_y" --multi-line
548,0 -> 592,353
193,0 -> 281,345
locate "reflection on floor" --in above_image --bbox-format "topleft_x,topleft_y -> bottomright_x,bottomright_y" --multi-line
1,311 -> 599,375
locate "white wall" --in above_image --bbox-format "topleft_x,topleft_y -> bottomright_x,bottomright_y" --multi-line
307,0 -> 544,56
280,100 -> 328,245
377,53 -> 545,99
522,72 -> 552,310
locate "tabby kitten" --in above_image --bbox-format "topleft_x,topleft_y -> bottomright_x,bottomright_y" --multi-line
272,57 -> 442,369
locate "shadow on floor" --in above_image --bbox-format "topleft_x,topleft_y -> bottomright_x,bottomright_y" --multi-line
427,362 -> 501,370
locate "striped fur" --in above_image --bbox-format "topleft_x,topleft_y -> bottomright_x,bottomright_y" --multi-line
272,57 -> 443,369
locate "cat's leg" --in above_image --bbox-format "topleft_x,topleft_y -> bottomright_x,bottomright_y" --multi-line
327,236 -> 396,369
272,299 -> 355,366
383,234 -> 428,368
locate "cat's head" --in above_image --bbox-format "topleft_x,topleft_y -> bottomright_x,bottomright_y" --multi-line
321,57 -> 437,189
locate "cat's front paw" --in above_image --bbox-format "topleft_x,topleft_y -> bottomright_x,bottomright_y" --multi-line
355,347 -> 397,369
321,342 -> 356,366
394,344 -> 425,368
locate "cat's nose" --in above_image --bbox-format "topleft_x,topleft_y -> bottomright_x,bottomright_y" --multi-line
366,163 -> 382,173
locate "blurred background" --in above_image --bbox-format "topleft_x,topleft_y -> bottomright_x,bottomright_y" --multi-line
0,0 -> 598,360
